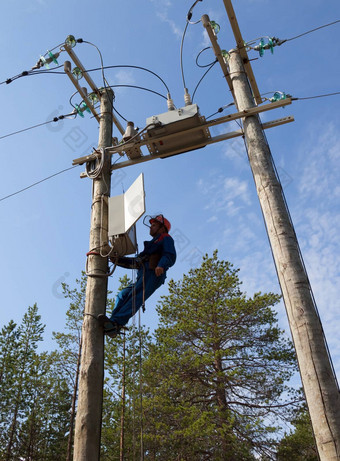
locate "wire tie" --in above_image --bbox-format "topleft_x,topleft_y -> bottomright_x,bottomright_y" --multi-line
84,312 -> 98,319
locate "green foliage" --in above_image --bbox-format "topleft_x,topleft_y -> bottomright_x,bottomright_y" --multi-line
101,275 -> 152,460
0,260 -> 305,460
277,404 -> 318,460
141,251 -> 298,460
0,304 -> 70,461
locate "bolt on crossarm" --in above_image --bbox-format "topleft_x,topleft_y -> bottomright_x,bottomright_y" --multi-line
73,88 -> 114,461
228,49 -> 340,461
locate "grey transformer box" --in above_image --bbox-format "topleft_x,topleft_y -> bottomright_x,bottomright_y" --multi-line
144,104 -> 211,157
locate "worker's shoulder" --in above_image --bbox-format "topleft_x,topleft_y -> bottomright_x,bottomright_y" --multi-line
156,233 -> 174,243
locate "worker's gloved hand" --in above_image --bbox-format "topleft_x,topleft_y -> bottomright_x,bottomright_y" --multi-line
155,266 -> 164,277
134,257 -> 143,269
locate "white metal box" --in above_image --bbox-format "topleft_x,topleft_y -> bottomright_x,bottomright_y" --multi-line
108,173 -> 145,256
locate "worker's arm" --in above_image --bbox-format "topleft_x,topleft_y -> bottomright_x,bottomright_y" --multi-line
110,256 -> 141,269
157,235 -> 176,272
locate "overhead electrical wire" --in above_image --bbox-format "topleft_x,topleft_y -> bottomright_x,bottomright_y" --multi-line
82,40 -> 107,91
192,61 -> 217,102
245,19 -> 340,52
205,89 -> 340,120
106,84 -> 167,100
0,83 -> 166,143
195,47 -> 216,68
292,91 -> 340,101
180,21 -> 190,90
180,0 -> 204,91
1,88 -> 338,144
285,19 -> 340,42
206,102 -> 235,120
0,65 -> 65,86
0,166 -> 79,203
0,112 -> 76,141
86,65 -> 170,94
1,63 -> 170,95
0,120 -> 58,140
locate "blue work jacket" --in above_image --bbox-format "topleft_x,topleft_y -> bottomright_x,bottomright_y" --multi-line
139,233 -> 176,272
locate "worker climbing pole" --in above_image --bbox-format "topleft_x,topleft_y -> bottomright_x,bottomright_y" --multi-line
98,214 -> 177,337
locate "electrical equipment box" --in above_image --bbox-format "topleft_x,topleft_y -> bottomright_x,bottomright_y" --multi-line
144,104 -> 210,157
108,173 -> 145,256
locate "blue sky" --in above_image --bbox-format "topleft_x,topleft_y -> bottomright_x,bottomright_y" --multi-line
1,0 -> 339,384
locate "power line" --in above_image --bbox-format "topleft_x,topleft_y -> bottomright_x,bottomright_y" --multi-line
0,165 -> 79,203
86,65 -> 171,94
206,90 -> 340,119
285,19 -> 340,42
292,91 -> 340,100
192,61 -> 217,102
1,64 -> 171,94
0,65 -> 65,86
107,84 -> 167,100
0,113 -> 76,141
245,19 -> 340,52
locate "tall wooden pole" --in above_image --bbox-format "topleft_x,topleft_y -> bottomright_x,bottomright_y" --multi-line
228,49 -> 340,461
73,89 -> 113,461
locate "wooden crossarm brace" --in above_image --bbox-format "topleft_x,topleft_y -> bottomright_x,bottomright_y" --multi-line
63,44 -> 125,136
72,98 -> 292,167
222,0 -> 262,105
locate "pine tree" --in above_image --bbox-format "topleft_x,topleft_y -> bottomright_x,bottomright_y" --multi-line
0,305 -> 71,461
52,273 -> 87,461
142,252 -> 299,460
101,274 -> 152,461
4,304 -> 45,460
276,402 -> 318,460
0,321 -> 20,454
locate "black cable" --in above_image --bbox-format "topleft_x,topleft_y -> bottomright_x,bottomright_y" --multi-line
0,65 -> 65,85
0,113 -> 75,141
180,21 -> 190,90
195,47 -> 216,68
113,106 -> 128,123
293,91 -> 340,100
1,64 -> 171,96
86,65 -> 170,94
180,0 -> 204,91
186,0 -> 203,23
192,61 -> 217,102
82,40 -> 107,91
0,166 -> 79,203
0,120 -> 55,140
42,41 -> 65,55
285,19 -> 340,42
206,102 -> 235,120
107,84 -> 167,100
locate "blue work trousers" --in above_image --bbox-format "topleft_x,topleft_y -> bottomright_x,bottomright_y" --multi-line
110,266 -> 165,326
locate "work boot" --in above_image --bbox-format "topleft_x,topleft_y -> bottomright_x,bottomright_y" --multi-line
97,314 -> 115,331
105,322 -> 123,338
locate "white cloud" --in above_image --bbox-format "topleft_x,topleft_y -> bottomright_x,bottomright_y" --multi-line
291,121 -> 340,378
297,122 -> 340,199
113,70 -> 135,86
197,172 -> 251,217
157,11 -> 182,38
149,0 -> 182,38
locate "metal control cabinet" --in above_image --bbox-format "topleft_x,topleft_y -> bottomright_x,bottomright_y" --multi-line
144,104 -> 211,156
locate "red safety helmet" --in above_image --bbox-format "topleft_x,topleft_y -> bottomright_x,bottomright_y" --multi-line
149,214 -> 171,232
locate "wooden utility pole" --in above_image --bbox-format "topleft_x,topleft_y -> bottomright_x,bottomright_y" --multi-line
73,88 -> 113,461
228,49 -> 340,461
